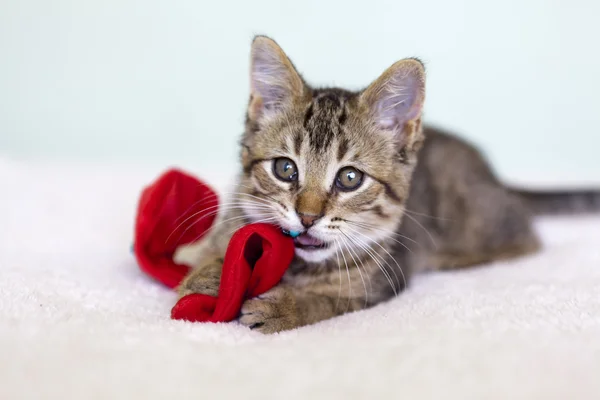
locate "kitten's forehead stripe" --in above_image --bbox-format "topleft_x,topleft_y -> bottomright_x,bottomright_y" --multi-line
337,137 -> 349,162
303,89 -> 351,153
293,130 -> 303,155
338,107 -> 347,125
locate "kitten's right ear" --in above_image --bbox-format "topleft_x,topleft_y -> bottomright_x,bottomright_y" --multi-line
248,36 -> 305,122
360,58 -> 426,146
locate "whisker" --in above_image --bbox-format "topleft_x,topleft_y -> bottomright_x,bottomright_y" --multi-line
223,214 -> 280,237
404,208 -> 453,221
165,201 -> 273,244
216,209 -> 277,232
403,213 -> 438,249
231,191 -> 280,207
344,220 -> 416,252
169,189 -> 274,225
197,190 -> 283,215
340,228 -> 398,296
188,212 -> 278,244
171,196 -> 219,226
176,202 -> 277,246
165,203 -> 221,243
332,237 -> 343,311
339,231 -> 370,307
336,237 -> 353,313
169,199 -> 271,231
184,214 -> 252,245
345,226 -> 407,292
235,184 -> 285,207
344,219 -> 419,247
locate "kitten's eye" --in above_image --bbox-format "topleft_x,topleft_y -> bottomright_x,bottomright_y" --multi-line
273,158 -> 298,182
336,167 -> 364,191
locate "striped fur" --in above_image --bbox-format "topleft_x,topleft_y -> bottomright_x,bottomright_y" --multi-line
177,36 -> 596,334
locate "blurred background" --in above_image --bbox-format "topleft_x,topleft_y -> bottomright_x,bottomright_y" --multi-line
1,0 -> 599,188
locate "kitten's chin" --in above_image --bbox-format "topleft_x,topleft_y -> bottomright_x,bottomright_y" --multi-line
294,247 -> 336,263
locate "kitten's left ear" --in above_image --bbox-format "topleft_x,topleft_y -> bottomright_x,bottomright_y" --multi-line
360,58 -> 426,144
248,36 -> 305,122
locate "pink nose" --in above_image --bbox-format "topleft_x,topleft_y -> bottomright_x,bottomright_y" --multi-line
299,213 -> 320,228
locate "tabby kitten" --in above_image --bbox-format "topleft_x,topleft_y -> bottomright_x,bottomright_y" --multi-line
175,36 -> 599,333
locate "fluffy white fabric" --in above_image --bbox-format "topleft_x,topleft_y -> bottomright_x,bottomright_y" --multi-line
1,157 -> 599,400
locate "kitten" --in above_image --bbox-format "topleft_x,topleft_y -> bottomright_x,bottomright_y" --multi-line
176,36 -> 600,333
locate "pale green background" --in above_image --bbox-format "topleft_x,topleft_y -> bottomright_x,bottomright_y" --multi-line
1,0 -> 599,188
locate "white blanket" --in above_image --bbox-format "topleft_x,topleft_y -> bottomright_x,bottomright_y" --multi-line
1,158 -> 599,400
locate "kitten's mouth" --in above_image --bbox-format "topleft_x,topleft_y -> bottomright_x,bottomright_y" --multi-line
293,233 -> 330,250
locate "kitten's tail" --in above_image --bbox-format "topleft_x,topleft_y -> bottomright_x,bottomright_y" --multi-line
511,188 -> 600,215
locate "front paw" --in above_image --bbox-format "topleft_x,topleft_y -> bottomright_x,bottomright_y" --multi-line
177,260 -> 222,298
238,287 -> 299,334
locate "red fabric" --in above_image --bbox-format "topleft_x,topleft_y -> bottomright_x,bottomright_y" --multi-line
171,223 -> 294,322
133,168 -> 219,289
132,168 -> 295,323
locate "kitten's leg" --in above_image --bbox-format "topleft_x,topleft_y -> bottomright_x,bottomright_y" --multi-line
178,254 -> 224,297
239,286 -> 370,334
238,261 -> 399,334
238,286 -> 300,332
176,211 -> 242,297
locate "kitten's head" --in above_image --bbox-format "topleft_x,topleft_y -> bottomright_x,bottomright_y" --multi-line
239,36 -> 425,263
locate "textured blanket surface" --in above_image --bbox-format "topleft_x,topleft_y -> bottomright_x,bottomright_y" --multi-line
1,158 -> 599,400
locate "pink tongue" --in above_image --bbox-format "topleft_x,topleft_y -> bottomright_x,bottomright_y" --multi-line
295,234 -> 324,246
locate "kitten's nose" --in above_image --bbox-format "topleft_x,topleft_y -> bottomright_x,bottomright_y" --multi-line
298,213 -> 321,228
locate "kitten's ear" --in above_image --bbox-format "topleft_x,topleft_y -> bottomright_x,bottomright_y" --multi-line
248,36 -> 305,122
360,59 -> 425,144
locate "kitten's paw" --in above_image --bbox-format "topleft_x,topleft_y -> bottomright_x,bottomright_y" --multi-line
177,260 -> 223,298
239,287 -> 299,334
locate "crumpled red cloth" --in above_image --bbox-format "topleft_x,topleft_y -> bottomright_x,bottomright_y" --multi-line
132,168 -> 294,323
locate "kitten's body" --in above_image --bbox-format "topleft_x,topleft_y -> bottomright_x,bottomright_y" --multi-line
176,37 -> 599,333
